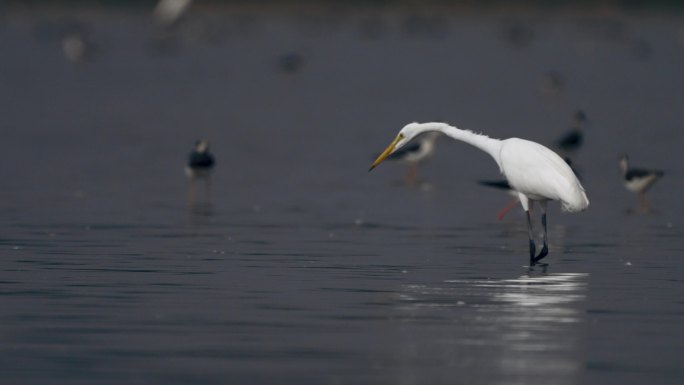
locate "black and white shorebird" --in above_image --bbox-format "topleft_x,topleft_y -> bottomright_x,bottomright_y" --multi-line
555,110 -> 587,156
185,139 -> 215,179
186,139 -> 215,208
619,154 -> 664,212
478,179 -> 519,220
382,131 -> 440,185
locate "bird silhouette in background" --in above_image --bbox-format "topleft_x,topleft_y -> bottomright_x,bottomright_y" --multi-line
619,154 -> 663,213
379,131 -> 440,185
555,110 -> 587,157
478,179 -> 520,220
154,0 -> 193,27
186,139 -> 215,208
186,139 -> 215,178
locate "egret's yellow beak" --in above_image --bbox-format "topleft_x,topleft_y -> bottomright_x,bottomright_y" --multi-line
369,134 -> 403,172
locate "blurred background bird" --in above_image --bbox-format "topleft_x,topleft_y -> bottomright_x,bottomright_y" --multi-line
555,110 -> 587,157
186,139 -> 215,179
380,131 -> 440,185
478,179 -> 520,220
619,154 -> 664,213
154,0 -> 193,27
185,139 -> 215,208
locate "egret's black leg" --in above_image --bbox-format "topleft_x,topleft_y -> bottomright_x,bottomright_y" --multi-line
533,213 -> 549,264
526,210 -> 536,266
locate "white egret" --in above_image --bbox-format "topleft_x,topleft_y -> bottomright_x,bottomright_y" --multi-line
619,154 -> 663,212
370,122 -> 589,267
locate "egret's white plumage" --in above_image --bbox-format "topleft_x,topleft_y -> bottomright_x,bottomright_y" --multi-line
370,122 -> 589,267
499,138 -> 588,212
480,155 -> 581,220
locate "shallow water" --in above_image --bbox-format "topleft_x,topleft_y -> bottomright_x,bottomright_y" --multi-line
1,4 -> 684,385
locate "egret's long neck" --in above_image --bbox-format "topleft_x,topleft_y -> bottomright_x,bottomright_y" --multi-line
418,122 -> 503,168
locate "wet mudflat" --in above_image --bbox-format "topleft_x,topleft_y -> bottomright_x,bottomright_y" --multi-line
0,3 -> 683,385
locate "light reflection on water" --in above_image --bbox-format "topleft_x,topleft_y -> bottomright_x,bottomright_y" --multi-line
394,273 -> 588,385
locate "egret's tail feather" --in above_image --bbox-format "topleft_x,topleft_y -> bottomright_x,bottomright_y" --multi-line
561,189 -> 589,212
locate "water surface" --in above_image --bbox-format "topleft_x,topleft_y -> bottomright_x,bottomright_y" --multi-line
1,4 -> 683,385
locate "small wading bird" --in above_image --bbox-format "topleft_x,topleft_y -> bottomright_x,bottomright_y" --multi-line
555,110 -> 587,156
186,139 -> 215,178
619,154 -> 663,212
186,139 -> 215,207
369,122 -> 589,267
477,179 -> 519,220
379,131 -> 440,185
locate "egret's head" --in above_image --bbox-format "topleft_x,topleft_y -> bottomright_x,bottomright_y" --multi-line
397,122 -> 427,144
368,122 -> 423,171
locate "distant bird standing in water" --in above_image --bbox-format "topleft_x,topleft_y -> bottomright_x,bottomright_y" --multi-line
555,110 -> 587,156
186,139 -> 215,207
382,131 -> 440,185
619,154 -> 663,212
186,139 -> 215,179
370,122 -> 588,267
478,179 -> 519,220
